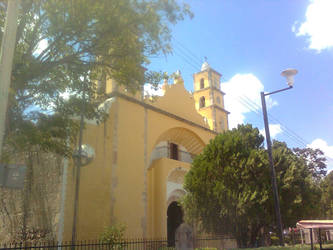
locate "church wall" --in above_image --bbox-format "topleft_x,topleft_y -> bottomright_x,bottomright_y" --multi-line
112,97 -> 146,237
103,95 -> 214,238
219,112 -> 229,132
62,79 -> 219,240
211,73 -> 220,89
62,101 -> 116,241
192,107 -> 214,131
211,89 -> 224,109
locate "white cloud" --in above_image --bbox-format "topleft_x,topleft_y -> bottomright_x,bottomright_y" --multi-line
221,74 -> 277,128
308,138 -> 333,158
293,0 -> 333,52
260,124 -> 283,139
143,83 -> 164,97
308,138 -> 333,173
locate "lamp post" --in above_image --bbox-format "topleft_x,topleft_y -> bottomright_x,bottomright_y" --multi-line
260,68 -> 298,246
71,80 -> 86,247
71,78 -> 95,247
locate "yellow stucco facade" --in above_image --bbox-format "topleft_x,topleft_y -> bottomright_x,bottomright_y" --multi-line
60,63 -> 229,241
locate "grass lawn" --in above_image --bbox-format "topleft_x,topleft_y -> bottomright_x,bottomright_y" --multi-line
233,243 -> 333,250
160,243 -> 333,250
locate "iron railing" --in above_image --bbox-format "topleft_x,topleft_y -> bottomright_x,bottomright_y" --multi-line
0,238 -> 168,250
149,146 -> 195,164
0,237 -> 232,249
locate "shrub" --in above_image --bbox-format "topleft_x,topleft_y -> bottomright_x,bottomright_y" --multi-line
99,223 -> 126,249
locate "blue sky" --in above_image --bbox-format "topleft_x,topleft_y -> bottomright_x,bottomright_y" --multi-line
147,0 -> 333,172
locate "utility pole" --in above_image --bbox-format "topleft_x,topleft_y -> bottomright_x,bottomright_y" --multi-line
0,0 -> 19,159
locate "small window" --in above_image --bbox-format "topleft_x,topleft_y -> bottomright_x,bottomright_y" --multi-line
170,143 -> 178,160
200,78 -> 204,89
216,96 -> 220,104
199,96 -> 205,108
220,117 -> 224,130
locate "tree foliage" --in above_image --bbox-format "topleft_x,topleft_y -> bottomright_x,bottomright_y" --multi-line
320,171 -> 333,218
293,147 -> 327,181
0,0 -> 192,159
183,124 -> 321,248
273,141 -> 322,227
183,125 -> 270,247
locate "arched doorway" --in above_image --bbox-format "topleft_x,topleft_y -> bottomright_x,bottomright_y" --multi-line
167,201 -> 183,247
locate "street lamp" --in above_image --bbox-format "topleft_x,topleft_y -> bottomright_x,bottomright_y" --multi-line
71,77 -> 95,247
260,68 -> 298,246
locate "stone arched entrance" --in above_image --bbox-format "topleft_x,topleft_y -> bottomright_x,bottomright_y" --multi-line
166,168 -> 187,247
167,201 -> 183,247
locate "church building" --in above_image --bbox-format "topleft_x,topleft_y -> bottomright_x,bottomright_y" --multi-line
59,62 -> 230,242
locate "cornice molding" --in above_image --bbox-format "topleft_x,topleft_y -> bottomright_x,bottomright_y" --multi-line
193,68 -> 222,77
108,91 -> 217,135
193,86 -> 226,95
199,104 -> 230,114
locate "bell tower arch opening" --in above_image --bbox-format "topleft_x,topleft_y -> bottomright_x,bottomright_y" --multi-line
167,201 -> 183,247
199,96 -> 205,108
200,78 -> 205,89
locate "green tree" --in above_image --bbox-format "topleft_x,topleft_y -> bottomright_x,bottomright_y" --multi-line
0,0 -> 192,159
183,124 -> 271,247
320,171 -> 333,218
183,124 -> 321,248
293,147 -> 327,181
273,141 -> 322,227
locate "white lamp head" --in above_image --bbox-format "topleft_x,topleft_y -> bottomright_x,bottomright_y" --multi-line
281,68 -> 298,87
73,144 -> 95,167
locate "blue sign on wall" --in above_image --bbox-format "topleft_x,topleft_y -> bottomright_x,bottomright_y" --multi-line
0,164 -> 26,189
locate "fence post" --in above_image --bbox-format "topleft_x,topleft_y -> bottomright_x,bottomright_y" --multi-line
319,228 -> 322,250
292,230 -> 295,245
310,228 -> 314,250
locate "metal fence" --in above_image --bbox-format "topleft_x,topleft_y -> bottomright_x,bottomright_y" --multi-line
0,237 -> 229,250
0,239 -> 167,250
284,230 -> 333,246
